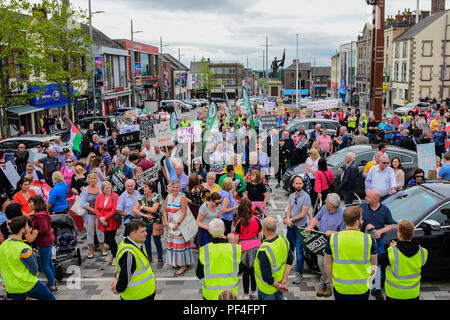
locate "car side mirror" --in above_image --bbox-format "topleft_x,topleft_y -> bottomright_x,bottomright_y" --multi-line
340,163 -> 348,171
421,219 -> 441,233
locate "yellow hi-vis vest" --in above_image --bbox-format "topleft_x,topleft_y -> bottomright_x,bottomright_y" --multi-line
348,116 -> 357,128
199,242 -> 242,300
330,230 -> 373,295
0,238 -> 38,294
385,245 -> 428,300
115,240 -> 155,300
254,235 -> 290,295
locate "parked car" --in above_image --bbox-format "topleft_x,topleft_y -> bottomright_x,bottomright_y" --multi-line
382,181 -> 450,280
210,97 -> 226,103
78,116 -> 118,157
113,107 -> 142,116
182,100 -> 199,109
286,118 -> 341,137
394,101 -> 431,116
173,100 -> 192,112
281,145 -> 419,198
160,100 -> 176,113
191,98 -> 207,107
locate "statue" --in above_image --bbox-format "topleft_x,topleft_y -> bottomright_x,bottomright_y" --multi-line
270,49 -> 285,78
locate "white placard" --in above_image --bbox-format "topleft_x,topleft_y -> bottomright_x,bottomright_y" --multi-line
417,143 -> 436,179
172,207 -> 198,242
0,161 -> 21,189
306,99 -> 340,111
154,122 -> 173,147
264,101 -> 275,112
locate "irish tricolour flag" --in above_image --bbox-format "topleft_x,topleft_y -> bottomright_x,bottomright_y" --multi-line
65,115 -> 82,152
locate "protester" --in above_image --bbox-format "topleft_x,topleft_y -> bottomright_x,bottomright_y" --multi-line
71,162 -> 88,196
438,152 -> 450,180
34,148 -> 60,187
219,164 -> 246,198
202,172 -> 221,200
219,177 -> 239,236
47,172 -> 69,214
116,179 -> 141,225
244,170 -> 268,216
305,148 -> 320,210
196,192 -> 222,247
391,157 -> 405,190
407,168 -> 428,186
90,156 -> 108,185
14,144 -> 29,176
365,155 -> 397,197
95,181 -> 120,265
60,156 -> 75,195
314,157 -> 334,203
191,159 -> 207,183
13,177 -> 36,216
339,152 -> 358,205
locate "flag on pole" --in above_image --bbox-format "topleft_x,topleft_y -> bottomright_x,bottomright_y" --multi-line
242,87 -> 254,129
202,101 -> 217,152
65,115 -> 82,152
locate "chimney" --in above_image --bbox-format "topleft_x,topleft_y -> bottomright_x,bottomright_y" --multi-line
431,0 -> 446,15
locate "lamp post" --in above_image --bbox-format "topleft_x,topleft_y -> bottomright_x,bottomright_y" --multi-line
88,0 -> 104,115
296,33 -> 299,109
130,20 -> 142,108
159,36 -> 169,101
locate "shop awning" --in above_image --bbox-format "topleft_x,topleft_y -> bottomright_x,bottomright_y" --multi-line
7,105 -> 41,116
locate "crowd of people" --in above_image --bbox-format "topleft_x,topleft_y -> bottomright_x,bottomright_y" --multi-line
0,99 -> 449,301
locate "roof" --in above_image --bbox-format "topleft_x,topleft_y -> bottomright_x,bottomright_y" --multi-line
89,26 -> 123,49
161,53 -> 189,71
312,66 -> 331,77
285,62 -> 311,71
394,10 -> 449,42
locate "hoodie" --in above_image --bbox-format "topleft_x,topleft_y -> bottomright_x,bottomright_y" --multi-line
379,240 -> 426,269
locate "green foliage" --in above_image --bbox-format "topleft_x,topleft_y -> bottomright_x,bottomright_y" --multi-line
197,57 -> 214,94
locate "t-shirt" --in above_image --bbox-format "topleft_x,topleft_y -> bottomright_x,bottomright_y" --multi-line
360,202 -> 394,241
198,202 -> 221,229
233,216 -> 262,252
245,182 -> 266,202
339,134 -> 349,150
438,164 -> 450,180
317,135 -> 332,153
288,190 -> 311,227
39,156 -> 59,174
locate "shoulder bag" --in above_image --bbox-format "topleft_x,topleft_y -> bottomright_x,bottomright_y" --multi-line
71,195 -> 86,217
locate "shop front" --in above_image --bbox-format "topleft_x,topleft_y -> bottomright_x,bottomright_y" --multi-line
103,88 -> 132,115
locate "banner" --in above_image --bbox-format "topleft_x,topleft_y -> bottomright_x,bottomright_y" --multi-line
293,133 -> 307,149
154,122 -> 173,147
306,99 -> 340,111
242,87 -> 254,129
417,143 -> 436,179
117,131 -> 141,151
136,166 -> 159,190
110,170 -> 126,195
177,127 -> 194,144
140,118 -> 155,139
202,101 -> 218,152
169,111 -> 178,131
298,227 -> 328,256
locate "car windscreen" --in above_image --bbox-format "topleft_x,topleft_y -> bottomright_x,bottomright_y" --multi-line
382,185 -> 440,224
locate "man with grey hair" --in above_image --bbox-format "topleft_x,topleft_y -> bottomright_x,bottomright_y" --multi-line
365,155 -> 397,197
116,179 -> 141,226
339,152 -> 358,205
34,147 -> 60,186
335,126 -> 350,150
196,218 -> 243,300
170,163 -> 189,192
115,154 -> 133,180
306,193 -> 346,297
254,217 -> 293,300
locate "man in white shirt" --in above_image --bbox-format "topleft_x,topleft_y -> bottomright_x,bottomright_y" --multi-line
365,155 -> 397,197
142,140 -> 153,161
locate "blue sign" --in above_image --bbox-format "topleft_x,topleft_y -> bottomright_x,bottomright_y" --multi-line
28,84 -> 74,109
283,89 -> 308,95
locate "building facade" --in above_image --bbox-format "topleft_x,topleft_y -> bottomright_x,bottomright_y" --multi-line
283,60 -> 311,97
160,53 -> 189,100
311,67 -> 331,99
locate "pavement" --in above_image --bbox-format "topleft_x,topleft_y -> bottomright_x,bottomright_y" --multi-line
2,178 -> 450,301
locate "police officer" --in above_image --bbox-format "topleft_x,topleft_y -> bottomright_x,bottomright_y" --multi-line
380,220 -> 428,300
196,219 -> 242,300
347,111 -> 357,134
111,219 -> 156,300
324,206 -> 378,300
254,217 -> 293,300
0,216 -> 55,300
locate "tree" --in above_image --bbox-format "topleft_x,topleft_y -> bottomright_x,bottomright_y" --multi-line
34,0 -> 94,121
0,0 -> 40,137
197,57 -> 214,98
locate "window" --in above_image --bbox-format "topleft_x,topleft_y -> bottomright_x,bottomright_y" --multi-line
426,202 -> 450,226
402,42 -> 408,58
422,41 -> 433,57
153,55 -> 158,77
402,62 -> 407,81
119,56 -> 127,87
420,66 -> 433,81
395,43 -> 400,58
355,152 -> 375,167
386,151 -> 413,164
141,53 -> 151,77
395,62 -> 399,81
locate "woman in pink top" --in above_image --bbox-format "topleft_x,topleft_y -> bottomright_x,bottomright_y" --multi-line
314,158 -> 334,204
60,157 -> 75,196
232,198 -> 262,300
316,129 -> 333,158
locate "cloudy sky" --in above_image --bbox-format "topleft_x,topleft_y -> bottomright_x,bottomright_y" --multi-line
41,0 -> 434,69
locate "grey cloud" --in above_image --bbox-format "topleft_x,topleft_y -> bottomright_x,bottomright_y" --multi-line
121,0 -> 259,13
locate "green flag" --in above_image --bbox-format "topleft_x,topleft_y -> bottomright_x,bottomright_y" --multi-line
224,91 -> 239,132
242,87 -> 255,130
169,111 -> 178,131
202,101 -> 218,152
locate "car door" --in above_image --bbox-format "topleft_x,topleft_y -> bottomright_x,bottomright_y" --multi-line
413,202 -> 450,278
386,151 -> 416,181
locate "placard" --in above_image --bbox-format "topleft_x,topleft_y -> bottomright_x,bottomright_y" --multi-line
0,161 -> 20,189
140,118 -> 155,139
306,99 -> 340,111
260,116 -> 278,130
417,143 -> 436,179
264,101 -> 275,113
171,207 -> 199,242
117,131 -> 141,151
298,227 -> 328,256
154,122 -> 173,147
136,166 -> 159,190
110,170 -> 126,195
144,101 -> 158,113
177,127 -> 194,144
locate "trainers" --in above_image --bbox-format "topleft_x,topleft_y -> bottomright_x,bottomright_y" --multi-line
50,287 -> 59,295
249,291 -> 258,300
373,290 -> 384,300
316,284 -> 326,297
157,259 -> 164,269
322,285 -> 332,298
275,184 -> 281,188
292,272 -> 304,284
240,294 -> 250,300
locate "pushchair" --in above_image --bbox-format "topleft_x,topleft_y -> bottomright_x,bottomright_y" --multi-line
51,214 -> 82,281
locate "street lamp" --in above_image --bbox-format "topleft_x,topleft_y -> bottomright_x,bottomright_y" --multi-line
88,0 -> 105,115
131,20 -> 143,108
159,37 -> 169,101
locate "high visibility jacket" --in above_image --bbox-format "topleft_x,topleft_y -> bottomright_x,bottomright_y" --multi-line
360,119 -> 368,134
180,120 -> 190,128
330,230 -> 373,295
385,246 -> 428,300
115,240 -> 155,300
254,235 -> 290,295
199,242 -> 242,300
347,116 -> 357,128
0,238 -> 38,294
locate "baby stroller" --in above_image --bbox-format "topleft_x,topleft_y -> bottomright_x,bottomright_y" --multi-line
51,214 -> 82,281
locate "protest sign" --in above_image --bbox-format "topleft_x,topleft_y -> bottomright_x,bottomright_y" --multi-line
154,122 -> 172,147
0,161 -> 20,190
260,116 -> 278,130
110,170 -> 126,195
306,99 -> 340,111
417,143 -> 436,179
177,127 -> 194,144
144,100 -> 158,113
293,133 -> 307,149
136,166 -> 159,190
264,101 -> 275,113
298,227 -> 328,256
117,131 -> 141,151
140,118 -> 155,139
172,207 -> 198,242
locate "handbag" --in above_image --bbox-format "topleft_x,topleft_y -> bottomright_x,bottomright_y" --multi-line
323,170 -> 335,193
71,196 -> 86,217
152,223 -> 164,236
111,195 -> 123,223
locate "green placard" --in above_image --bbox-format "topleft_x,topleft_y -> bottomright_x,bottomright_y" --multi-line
298,227 -> 328,256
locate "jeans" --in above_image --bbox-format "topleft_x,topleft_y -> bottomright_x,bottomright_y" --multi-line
286,224 -> 306,274
368,133 -> 377,144
145,223 -> 163,260
258,289 -> 284,300
104,230 -> 118,258
38,243 -> 56,288
333,287 -> 369,300
10,280 -> 55,300
372,238 -> 385,291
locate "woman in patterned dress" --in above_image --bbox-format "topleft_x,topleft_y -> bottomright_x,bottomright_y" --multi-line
162,179 -> 194,276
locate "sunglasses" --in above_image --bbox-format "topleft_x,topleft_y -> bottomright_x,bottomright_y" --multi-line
66,161 -> 73,163
214,201 -> 222,205
415,175 -> 424,178
382,162 -> 389,164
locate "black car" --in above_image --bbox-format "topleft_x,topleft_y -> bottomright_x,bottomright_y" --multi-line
281,145 -> 419,198
382,181 -> 450,279
78,116 -> 118,156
